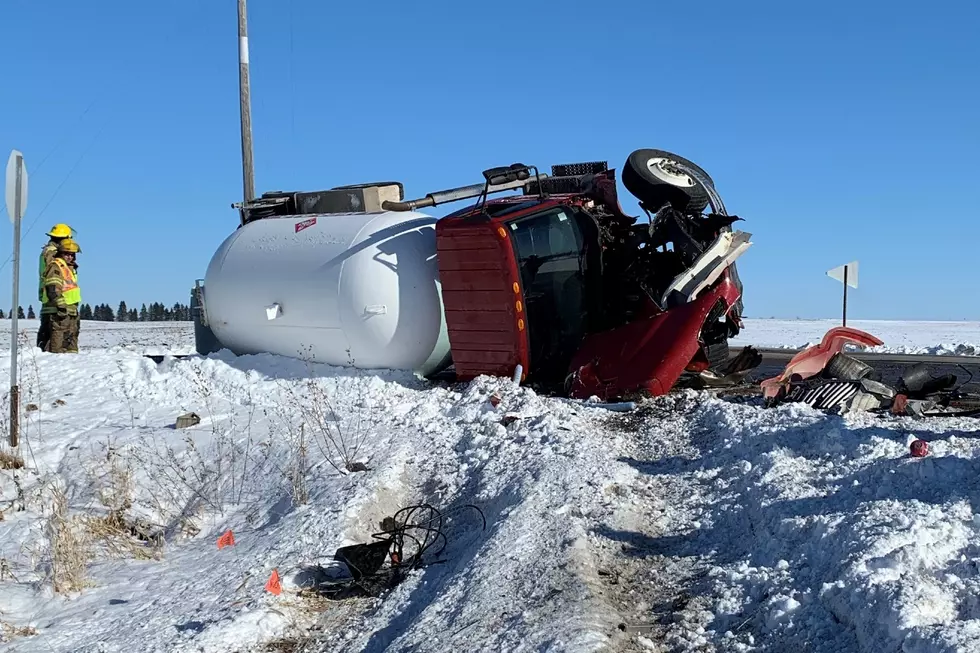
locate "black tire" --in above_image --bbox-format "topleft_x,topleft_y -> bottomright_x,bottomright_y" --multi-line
622,149 -> 713,214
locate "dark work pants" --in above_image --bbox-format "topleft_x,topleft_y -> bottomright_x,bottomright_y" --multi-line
37,313 -> 52,350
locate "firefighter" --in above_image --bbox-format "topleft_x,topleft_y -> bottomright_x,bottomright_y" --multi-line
37,223 -> 74,350
40,239 -> 82,354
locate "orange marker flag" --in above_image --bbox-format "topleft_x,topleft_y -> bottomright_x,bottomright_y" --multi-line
265,569 -> 282,596
217,530 -> 236,549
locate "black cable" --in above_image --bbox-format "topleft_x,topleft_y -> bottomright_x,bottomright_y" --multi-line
0,95 -> 100,221
324,502 -> 487,598
0,116 -> 108,274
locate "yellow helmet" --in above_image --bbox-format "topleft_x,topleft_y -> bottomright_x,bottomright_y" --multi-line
46,223 -> 73,239
58,238 -> 81,254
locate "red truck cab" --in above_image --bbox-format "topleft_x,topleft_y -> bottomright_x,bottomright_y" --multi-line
430,155 -> 756,400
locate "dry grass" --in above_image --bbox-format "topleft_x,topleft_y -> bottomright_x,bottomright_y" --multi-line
84,513 -> 163,561
272,349 -> 371,479
47,485 -> 92,593
0,621 -> 38,642
255,590 -> 339,653
0,449 -> 24,470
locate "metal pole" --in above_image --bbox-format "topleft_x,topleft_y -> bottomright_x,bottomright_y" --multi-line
238,0 -> 256,206
9,154 -> 23,447
842,265 -> 848,328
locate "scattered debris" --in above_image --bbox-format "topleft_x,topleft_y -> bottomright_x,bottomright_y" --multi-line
763,327 -> 980,417
25,404 -> 38,413
760,327 -> 884,401
910,440 -> 929,457
290,503 -> 486,600
687,345 -> 763,389
174,412 -> 201,429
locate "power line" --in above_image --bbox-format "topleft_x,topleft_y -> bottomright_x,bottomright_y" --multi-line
0,116 -> 109,274
0,95 -> 99,220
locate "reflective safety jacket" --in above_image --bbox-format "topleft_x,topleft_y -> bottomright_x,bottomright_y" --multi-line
38,242 -> 58,302
41,258 -> 81,314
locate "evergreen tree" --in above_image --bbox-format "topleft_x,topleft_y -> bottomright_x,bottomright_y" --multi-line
17,306 -> 25,319
105,304 -> 115,321
80,304 -> 93,320
117,301 -> 128,322
27,305 -> 36,319
129,308 -> 138,321
0,309 -> 5,319
140,304 -> 148,322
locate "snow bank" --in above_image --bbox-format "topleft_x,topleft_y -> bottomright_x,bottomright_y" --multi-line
0,339 -> 633,652
733,318 -> 980,356
628,395 -> 980,652
1,324 -> 980,651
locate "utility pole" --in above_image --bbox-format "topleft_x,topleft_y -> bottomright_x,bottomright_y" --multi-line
238,0 -> 256,205
5,151 -> 28,448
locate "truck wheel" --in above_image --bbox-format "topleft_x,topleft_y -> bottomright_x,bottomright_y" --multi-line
622,149 -> 712,213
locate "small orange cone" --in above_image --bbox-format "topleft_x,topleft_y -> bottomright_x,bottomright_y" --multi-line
265,569 -> 282,595
216,530 -> 236,549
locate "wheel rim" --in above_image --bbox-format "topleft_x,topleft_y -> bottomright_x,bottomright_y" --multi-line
645,157 -> 696,188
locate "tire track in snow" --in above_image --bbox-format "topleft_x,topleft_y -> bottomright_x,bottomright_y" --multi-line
585,393 -> 716,653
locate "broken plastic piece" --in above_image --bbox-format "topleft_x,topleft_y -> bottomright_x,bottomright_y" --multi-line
334,540 -> 392,580
910,440 -> 929,457
265,303 -> 282,320
661,230 -> 752,307
842,391 -> 883,413
760,327 -> 884,400
175,412 -> 201,429
860,378 -> 896,399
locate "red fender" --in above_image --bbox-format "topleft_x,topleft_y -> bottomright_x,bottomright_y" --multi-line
761,327 -> 884,399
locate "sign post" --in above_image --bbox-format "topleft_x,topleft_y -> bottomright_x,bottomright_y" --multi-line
5,151 -> 28,447
827,260 -> 859,327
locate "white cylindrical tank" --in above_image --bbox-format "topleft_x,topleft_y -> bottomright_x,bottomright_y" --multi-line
202,210 -> 451,376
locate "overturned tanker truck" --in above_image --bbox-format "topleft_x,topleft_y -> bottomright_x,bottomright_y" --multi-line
191,149 -> 760,400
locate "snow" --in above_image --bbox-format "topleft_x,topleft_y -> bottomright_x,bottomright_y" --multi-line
2,322 -> 980,651
733,318 -> 980,356
0,319 -> 195,355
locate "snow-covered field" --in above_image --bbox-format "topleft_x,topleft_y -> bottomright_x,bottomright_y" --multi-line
4,316 -> 978,358
734,318 -> 980,356
0,319 -> 195,355
2,322 -> 980,651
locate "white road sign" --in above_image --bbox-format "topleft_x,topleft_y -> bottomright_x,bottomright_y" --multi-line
5,150 -> 28,222
827,261 -> 859,289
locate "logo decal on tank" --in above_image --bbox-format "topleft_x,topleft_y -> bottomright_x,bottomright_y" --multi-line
295,217 -> 317,233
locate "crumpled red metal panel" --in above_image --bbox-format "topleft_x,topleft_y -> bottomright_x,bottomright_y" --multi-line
567,274 -> 741,400
760,327 -> 884,400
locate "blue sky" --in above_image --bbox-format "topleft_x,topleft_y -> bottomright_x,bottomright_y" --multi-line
1,0 -> 977,319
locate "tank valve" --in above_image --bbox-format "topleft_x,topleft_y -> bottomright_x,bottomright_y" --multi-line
266,303 -> 282,320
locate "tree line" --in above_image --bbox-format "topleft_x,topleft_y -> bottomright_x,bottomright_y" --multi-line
1,301 -> 193,322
